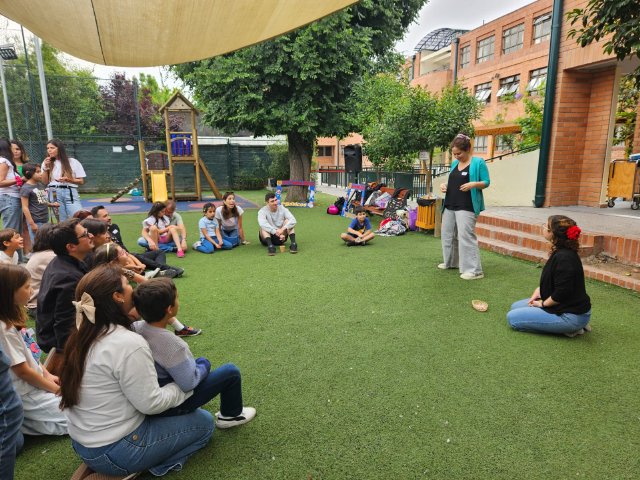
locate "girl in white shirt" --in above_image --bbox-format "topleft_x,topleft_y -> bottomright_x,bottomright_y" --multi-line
214,191 -> 248,247
0,264 -> 67,436
41,139 -> 86,221
0,139 -> 23,240
59,265 -> 213,477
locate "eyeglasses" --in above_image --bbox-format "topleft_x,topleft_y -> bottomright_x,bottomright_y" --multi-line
77,229 -> 91,240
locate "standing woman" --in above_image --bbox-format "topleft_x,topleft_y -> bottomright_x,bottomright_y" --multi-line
11,140 -> 33,254
507,215 -> 591,337
41,139 -> 86,221
0,139 -> 23,237
215,191 -> 248,247
60,265 -> 213,476
439,134 -> 490,280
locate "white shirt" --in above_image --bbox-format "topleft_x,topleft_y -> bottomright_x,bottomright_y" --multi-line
215,205 -> 244,229
0,323 -> 43,396
0,157 -> 20,197
42,157 -> 86,187
0,250 -> 18,265
65,325 -> 192,447
25,250 -> 56,308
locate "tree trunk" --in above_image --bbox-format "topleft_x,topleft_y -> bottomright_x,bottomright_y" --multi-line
287,132 -> 313,202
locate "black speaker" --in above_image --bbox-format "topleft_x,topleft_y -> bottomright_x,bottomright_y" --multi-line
344,145 -> 362,173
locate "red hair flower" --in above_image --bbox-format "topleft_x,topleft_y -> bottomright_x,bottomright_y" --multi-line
566,225 -> 581,240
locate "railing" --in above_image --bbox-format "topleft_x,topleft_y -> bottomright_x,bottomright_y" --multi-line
485,143 -> 540,163
317,164 -> 451,197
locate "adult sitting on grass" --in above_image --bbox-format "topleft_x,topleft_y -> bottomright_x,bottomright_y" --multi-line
507,215 -> 592,337
60,265 -> 213,477
258,192 -> 298,255
215,191 -> 248,247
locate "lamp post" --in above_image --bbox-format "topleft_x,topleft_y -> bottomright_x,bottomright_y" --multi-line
0,43 -> 18,139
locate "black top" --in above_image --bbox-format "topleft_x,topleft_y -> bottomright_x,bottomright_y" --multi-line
444,165 -> 474,212
36,254 -> 88,352
540,248 -> 591,315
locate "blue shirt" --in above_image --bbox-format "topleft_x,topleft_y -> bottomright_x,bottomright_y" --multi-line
349,217 -> 372,233
198,216 -> 219,240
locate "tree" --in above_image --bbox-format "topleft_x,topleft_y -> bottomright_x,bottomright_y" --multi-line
516,83 -> 545,150
567,1 -> 640,85
172,0 -> 426,200
614,74 -> 640,156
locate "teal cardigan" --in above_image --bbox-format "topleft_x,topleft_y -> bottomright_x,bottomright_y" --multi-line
442,156 -> 490,217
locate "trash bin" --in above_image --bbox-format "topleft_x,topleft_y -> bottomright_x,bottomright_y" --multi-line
607,158 -> 640,210
416,197 -> 436,230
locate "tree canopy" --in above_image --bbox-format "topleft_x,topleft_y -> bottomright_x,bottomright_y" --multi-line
567,1 -> 640,85
172,0 -> 426,199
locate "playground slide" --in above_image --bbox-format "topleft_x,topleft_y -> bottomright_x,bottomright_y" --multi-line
150,172 -> 168,203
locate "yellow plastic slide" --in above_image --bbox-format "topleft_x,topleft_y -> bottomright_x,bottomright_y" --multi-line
150,172 -> 168,203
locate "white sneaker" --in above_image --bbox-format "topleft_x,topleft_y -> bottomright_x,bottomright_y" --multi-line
215,407 -> 256,429
192,240 -> 202,249
437,263 -> 449,270
144,268 -> 161,279
460,272 -> 484,280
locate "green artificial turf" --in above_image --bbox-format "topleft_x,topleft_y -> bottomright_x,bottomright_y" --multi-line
14,192 -> 640,479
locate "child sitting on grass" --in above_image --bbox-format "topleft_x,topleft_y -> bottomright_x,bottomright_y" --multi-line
340,206 -> 375,246
132,278 -> 256,428
0,228 -> 23,265
192,202 -> 233,254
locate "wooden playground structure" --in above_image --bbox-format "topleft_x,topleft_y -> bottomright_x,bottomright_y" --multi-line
111,91 -> 221,203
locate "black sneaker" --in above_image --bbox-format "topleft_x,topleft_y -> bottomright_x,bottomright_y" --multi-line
347,240 -> 356,246
175,326 -> 202,336
169,267 -> 184,277
157,269 -> 178,279
290,242 -> 298,254
267,245 -> 276,256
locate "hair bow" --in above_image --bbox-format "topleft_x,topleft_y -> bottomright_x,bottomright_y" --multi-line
72,292 -> 96,328
566,225 -> 581,240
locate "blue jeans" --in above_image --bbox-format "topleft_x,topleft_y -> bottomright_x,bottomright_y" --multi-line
507,299 -> 591,334
0,194 -> 22,231
195,237 -> 233,254
72,409 -> 214,477
50,187 -> 82,221
0,379 -> 24,480
27,221 -> 47,244
221,228 -> 240,247
160,363 -> 243,417
138,237 -> 177,253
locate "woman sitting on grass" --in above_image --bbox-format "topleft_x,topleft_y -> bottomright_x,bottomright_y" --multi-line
215,191 -> 248,246
60,265 -> 213,477
507,215 -> 591,337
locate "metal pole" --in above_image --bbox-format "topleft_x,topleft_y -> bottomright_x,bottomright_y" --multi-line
21,26 -> 43,154
0,58 -> 13,138
33,35 -> 53,139
133,78 -> 142,140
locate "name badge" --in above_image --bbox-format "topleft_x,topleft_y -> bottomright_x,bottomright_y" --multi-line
461,172 -> 468,176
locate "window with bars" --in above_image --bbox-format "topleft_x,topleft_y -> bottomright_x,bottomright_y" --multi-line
533,13 -> 551,44
526,67 -> 547,94
497,74 -> 520,99
502,24 -> 524,54
474,136 -> 488,153
316,146 -> 334,157
459,45 -> 470,69
476,35 -> 495,63
474,82 -> 492,103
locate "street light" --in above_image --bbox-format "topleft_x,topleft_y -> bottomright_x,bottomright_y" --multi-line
0,43 -> 18,138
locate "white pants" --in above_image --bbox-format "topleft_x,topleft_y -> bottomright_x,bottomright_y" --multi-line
441,208 -> 483,275
21,388 -> 68,436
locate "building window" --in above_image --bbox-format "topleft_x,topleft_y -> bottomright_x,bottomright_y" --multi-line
613,124 -> 627,147
459,45 -> 470,69
316,146 -> 334,157
533,13 -> 552,44
502,24 -> 524,54
497,74 -> 520,99
474,82 -> 492,103
495,135 -> 515,152
474,136 -> 488,153
476,35 -> 495,63
526,67 -> 547,94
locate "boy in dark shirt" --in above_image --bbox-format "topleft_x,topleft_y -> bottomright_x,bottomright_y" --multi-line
340,206 -> 375,246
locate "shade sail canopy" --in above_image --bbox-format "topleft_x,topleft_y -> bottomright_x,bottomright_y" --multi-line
0,0 -> 357,67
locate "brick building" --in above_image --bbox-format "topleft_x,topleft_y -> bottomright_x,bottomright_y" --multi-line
409,0 -> 638,207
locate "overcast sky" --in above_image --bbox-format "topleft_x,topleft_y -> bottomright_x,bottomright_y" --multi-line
2,0 -> 536,88
396,0 -> 535,56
